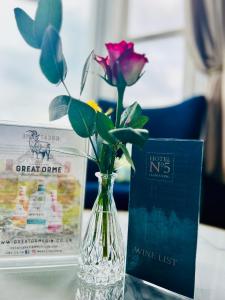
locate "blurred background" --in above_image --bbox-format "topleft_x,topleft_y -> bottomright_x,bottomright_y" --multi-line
1,0 -> 225,228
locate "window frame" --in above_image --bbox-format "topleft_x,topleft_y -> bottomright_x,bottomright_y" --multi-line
125,0 -> 188,104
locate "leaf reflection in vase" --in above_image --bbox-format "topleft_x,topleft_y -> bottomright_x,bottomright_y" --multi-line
74,277 -> 124,300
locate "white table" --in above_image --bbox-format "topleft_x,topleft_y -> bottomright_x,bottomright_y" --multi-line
0,211 -> 224,300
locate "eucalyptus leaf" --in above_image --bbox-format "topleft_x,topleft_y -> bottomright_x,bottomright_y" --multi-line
109,128 -> 149,147
49,95 -> 70,121
14,8 -> 39,48
120,102 -> 142,127
14,0 -> 62,49
35,0 -> 62,47
130,115 -> 149,129
40,26 -> 67,84
80,50 -> 94,95
68,98 -> 96,138
96,112 -> 116,144
119,144 -> 135,171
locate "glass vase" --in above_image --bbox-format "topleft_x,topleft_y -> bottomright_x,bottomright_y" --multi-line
79,172 -> 125,285
75,276 -> 124,299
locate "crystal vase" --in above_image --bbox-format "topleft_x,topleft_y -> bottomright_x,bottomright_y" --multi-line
75,276 -> 124,299
79,172 -> 125,285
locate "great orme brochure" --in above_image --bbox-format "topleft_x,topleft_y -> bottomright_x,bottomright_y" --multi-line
126,139 -> 204,298
0,123 -> 87,267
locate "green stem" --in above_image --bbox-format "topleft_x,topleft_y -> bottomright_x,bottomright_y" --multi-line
100,176 -> 111,257
109,146 -> 117,174
89,136 -> 101,170
62,80 -> 71,97
99,147 -> 117,257
115,86 -> 126,128
103,210 -> 108,257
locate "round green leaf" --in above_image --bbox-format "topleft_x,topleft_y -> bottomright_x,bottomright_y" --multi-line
49,95 -> 70,121
40,26 -> 67,84
96,112 -> 116,144
130,115 -> 149,129
14,8 -> 39,48
68,99 -> 96,138
109,128 -> 149,147
120,102 -> 142,127
35,0 -> 62,47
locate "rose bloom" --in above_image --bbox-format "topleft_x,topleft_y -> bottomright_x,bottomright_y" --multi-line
95,40 -> 148,87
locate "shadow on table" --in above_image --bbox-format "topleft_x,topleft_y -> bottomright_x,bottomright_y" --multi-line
124,275 -> 187,300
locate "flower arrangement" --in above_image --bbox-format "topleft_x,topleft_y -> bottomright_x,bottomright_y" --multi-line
14,0 -> 149,285
14,0 -> 149,174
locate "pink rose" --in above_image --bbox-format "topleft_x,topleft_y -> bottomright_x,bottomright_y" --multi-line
95,40 -> 148,87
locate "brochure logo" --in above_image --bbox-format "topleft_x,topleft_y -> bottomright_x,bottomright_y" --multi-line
26,130 -> 51,161
146,152 -> 175,181
15,130 -> 67,174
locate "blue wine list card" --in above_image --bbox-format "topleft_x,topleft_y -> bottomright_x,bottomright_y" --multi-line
126,139 -> 204,299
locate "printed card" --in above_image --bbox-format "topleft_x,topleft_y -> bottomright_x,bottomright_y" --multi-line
126,139 -> 204,298
0,123 -> 87,267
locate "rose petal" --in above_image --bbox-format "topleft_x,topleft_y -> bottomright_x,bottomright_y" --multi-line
112,60 -> 126,86
95,55 -> 112,83
95,55 -> 108,71
119,51 -> 148,86
106,40 -> 134,66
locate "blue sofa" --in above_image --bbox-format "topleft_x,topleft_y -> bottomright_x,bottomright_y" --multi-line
85,95 -> 207,210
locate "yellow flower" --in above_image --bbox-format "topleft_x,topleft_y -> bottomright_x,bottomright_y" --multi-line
86,100 -> 102,112
105,107 -> 114,116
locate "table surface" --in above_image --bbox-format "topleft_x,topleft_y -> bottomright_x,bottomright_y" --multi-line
0,211 -> 225,300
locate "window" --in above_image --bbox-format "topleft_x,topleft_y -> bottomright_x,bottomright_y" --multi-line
1,0 -> 187,117
0,0 -> 92,126
124,0 -> 185,108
